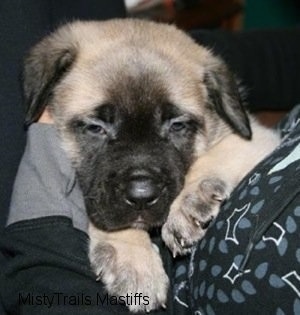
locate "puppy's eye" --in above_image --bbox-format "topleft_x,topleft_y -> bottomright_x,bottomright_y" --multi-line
85,124 -> 106,135
170,121 -> 186,132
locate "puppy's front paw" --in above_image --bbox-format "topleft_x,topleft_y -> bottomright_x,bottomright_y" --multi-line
162,177 -> 228,256
89,229 -> 169,313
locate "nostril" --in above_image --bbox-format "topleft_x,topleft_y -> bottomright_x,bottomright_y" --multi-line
146,195 -> 160,206
125,198 -> 136,206
125,195 -> 159,207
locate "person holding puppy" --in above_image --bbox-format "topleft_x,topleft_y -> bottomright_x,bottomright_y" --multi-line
1,2 -> 300,315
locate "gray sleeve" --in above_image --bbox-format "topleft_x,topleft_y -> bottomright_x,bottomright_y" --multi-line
7,123 -> 88,233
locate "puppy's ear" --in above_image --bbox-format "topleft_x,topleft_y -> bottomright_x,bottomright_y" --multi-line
23,28 -> 77,126
204,58 -> 251,139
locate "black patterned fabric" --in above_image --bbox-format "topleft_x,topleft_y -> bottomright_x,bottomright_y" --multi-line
173,105 -> 300,315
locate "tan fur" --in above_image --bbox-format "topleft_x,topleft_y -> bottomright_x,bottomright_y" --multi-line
39,20 -> 215,168
188,119 -> 280,185
89,225 -> 169,312
24,19 -> 281,312
162,119 -> 280,256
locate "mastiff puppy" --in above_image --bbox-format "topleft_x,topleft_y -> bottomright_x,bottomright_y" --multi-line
24,19 -> 280,312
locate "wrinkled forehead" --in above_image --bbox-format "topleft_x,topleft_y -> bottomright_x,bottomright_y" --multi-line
55,45 -> 206,120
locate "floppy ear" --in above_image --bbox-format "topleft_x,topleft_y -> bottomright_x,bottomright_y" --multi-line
204,58 -> 252,140
23,30 -> 77,126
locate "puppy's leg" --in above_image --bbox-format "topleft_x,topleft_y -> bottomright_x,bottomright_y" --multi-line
162,122 -> 280,256
89,224 -> 169,313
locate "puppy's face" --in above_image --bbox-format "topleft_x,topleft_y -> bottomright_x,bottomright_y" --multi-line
24,20 -> 251,231
62,67 -> 199,231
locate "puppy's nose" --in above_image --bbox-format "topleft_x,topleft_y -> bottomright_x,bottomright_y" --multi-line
125,177 -> 160,208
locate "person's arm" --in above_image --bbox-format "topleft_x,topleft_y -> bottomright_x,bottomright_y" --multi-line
0,123 -> 130,314
0,119 -> 173,314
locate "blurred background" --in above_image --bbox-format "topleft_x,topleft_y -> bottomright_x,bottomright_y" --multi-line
125,0 -> 300,31
125,0 -> 300,127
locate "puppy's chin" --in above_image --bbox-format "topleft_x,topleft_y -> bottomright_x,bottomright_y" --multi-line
130,215 -> 165,230
89,210 -> 168,232
85,189 -> 175,232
